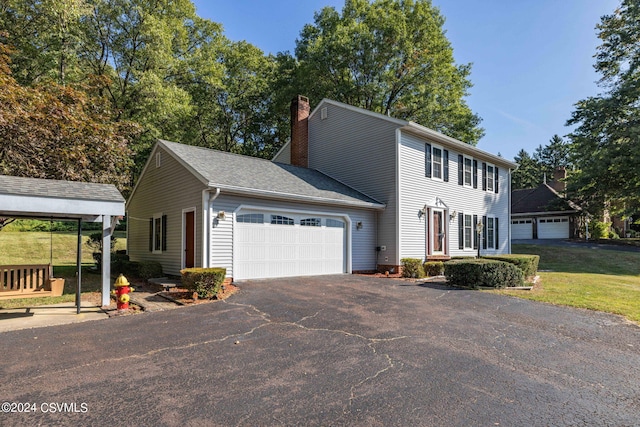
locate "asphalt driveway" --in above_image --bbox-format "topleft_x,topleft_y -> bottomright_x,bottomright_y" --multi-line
1,275 -> 638,426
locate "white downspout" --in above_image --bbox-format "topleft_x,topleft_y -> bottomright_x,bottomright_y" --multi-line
202,188 -> 220,268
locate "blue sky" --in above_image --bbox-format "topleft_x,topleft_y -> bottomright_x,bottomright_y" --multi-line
192,0 -> 619,161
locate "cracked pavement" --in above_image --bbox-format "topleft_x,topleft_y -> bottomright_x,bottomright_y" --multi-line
1,275 -> 638,426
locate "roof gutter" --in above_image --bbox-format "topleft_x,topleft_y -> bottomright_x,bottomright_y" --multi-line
206,183 -> 386,210
202,188 -> 220,268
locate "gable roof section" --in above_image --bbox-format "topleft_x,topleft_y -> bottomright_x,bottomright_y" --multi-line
310,98 -> 517,169
152,140 -> 385,209
512,183 -> 581,215
0,175 -> 125,220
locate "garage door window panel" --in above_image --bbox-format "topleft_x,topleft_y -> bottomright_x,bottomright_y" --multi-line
301,218 -> 321,226
237,213 -> 264,223
271,215 -> 294,225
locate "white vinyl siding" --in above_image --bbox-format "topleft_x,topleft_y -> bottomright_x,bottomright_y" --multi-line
309,101 -> 399,265
127,146 -> 206,276
399,132 -> 511,259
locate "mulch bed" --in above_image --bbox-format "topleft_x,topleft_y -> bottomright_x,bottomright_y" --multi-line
159,283 -> 239,305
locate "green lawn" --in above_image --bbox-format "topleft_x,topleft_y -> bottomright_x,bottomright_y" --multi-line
494,244 -> 640,324
0,230 -> 126,309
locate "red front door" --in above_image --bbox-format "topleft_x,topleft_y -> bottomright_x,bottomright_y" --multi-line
185,211 -> 195,268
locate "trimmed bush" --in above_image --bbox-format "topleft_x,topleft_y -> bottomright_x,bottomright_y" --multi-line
138,261 -> 163,280
444,259 -> 524,289
591,221 -> 611,240
481,254 -> 539,278
423,261 -> 444,276
181,267 -> 227,299
401,258 -> 425,278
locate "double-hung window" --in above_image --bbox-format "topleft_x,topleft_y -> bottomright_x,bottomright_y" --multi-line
425,143 -> 449,181
464,214 -> 473,249
482,215 -> 499,250
486,164 -> 495,192
464,157 -> 473,187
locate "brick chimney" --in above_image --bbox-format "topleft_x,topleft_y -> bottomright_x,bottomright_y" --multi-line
549,166 -> 567,193
290,95 -> 310,168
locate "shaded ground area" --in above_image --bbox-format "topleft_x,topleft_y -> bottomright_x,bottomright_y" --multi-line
0,275 -> 638,426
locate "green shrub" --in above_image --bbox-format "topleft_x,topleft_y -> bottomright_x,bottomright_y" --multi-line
401,258 -> 425,278
591,221 -> 611,240
423,261 -> 444,276
138,261 -> 163,280
444,259 -> 524,289
181,267 -> 226,299
481,254 -> 539,278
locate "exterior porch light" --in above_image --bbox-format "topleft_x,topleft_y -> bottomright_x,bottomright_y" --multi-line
449,210 -> 457,221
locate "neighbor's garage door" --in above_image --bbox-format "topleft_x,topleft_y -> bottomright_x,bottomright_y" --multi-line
234,210 -> 346,280
538,217 -> 569,239
511,218 -> 533,239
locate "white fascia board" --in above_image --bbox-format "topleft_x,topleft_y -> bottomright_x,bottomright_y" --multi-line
401,123 -> 517,169
208,184 -> 386,211
0,194 -> 124,217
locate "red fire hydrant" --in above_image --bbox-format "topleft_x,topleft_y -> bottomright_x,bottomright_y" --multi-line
113,274 -> 134,310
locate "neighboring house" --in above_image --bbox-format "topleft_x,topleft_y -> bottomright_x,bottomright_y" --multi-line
128,96 -> 516,281
511,168 -> 582,239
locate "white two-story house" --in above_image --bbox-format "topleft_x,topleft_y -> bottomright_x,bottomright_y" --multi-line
127,96 -> 516,280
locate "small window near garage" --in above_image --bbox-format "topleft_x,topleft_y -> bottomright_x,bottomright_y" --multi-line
301,218 -> 321,227
150,213 -> 166,253
321,107 -> 328,120
271,215 -> 294,225
156,152 -> 161,168
326,219 -> 345,228
237,213 -> 264,223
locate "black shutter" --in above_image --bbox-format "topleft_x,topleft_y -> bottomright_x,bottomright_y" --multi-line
443,149 -> 449,182
495,167 -> 499,193
458,212 -> 464,249
149,218 -> 153,252
473,214 -> 478,249
482,162 -> 487,191
425,143 -> 432,178
161,215 -> 167,251
482,216 -> 487,249
495,218 -> 499,249
473,160 -> 478,188
458,155 -> 463,185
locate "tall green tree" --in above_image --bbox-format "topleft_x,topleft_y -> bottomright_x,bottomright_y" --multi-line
567,0 -> 640,216
533,134 -> 572,181
0,0 -> 88,85
294,0 -> 483,144
512,149 -> 540,190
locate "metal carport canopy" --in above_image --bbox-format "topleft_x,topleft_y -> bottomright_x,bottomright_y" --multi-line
0,175 -> 125,312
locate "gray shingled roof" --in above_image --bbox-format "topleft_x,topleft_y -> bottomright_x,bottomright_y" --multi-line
158,140 -> 384,207
512,184 -> 580,214
0,175 -> 124,203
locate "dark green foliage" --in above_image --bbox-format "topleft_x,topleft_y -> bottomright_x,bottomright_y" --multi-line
481,254 -> 540,279
423,261 -> 444,277
181,267 -> 226,299
401,258 -> 425,278
444,259 -> 524,289
138,261 -> 163,280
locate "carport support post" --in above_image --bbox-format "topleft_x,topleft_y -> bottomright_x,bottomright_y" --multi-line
76,219 -> 82,314
101,215 -> 111,307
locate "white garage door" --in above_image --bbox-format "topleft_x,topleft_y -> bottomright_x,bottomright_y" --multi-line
234,211 -> 347,280
511,219 -> 533,239
538,217 -> 569,239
